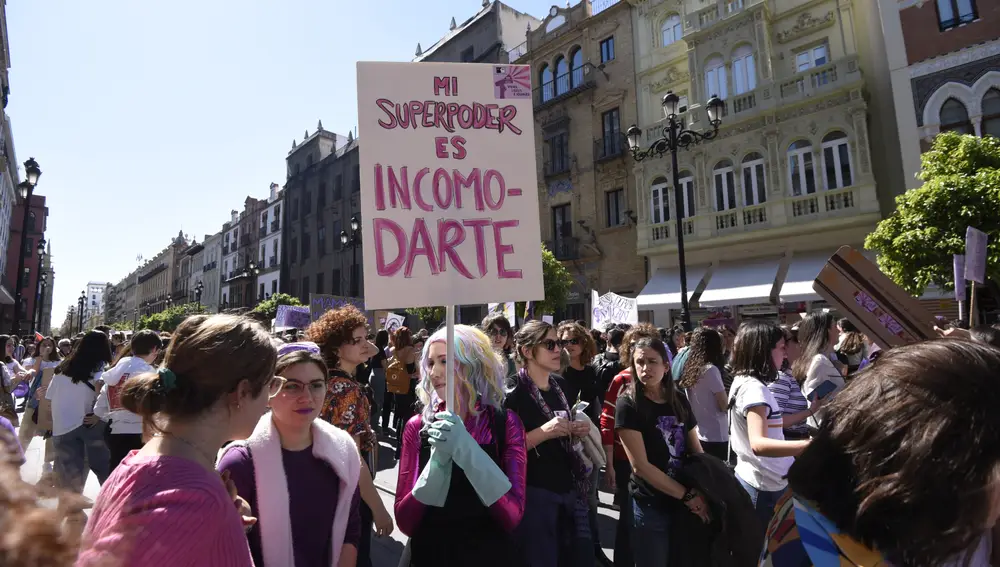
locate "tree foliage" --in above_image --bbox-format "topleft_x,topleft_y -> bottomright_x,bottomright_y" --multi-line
251,293 -> 305,322
865,133 -> 1000,295
138,303 -> 205,333
406,243 -> 575,329
109,321 -> 134,332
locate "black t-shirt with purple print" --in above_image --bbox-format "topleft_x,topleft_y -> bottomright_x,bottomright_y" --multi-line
615,390 -> 696,506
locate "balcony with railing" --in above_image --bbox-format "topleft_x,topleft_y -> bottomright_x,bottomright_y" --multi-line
535,63 -> 596,109
639,183 -> 875,254
547,237 -> 580,261
507,41 -> 528,63
222,244 -> 229,255
271,220 -> 279,233
594,135 -> 625,162
684,0 -> 765,35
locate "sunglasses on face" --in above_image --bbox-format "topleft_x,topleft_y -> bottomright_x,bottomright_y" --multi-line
559,338 -> 581,347
537,339 -> 561,351
487,328 -> 509,338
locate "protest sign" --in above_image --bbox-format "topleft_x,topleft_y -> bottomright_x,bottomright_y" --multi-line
812,246 -> 937,350
954,255 -> 966,302
964,227 -> 987,284
541,315 -> 553,324
275,305 -> 311,329
591,291 -> 638,330
487,302 -> 516,327
357,61 -> 544,310
309,294 -> 371,325
384,312 -> 406,334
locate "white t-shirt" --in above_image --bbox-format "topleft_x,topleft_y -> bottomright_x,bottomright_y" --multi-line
801,354 -> 845,429
684,364 -> 728,443
45,370 -> 102,436
729,373 -> 794,492
94,356 -> 152,435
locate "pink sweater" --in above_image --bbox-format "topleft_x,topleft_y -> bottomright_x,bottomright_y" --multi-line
77,452 -> 254,567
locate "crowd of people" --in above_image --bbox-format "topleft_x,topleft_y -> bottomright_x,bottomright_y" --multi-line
1,310 -> 1000,566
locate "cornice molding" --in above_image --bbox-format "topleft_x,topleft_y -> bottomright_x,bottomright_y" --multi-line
909,38 -> 1000,79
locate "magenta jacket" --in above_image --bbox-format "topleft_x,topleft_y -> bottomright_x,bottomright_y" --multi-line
394,406 -> 527,536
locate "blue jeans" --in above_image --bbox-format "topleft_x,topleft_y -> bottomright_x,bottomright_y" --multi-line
737,475 -> 787,528
631,498 -> 670,567
53,423 -> 111,493
515,486 -> 594,567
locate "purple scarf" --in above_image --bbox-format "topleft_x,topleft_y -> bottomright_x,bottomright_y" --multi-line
517,368 -> 590,502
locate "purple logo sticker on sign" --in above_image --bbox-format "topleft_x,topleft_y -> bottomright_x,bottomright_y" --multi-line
494,65 -> 531,99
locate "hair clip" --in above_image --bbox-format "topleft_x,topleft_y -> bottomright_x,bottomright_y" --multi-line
157,367 -> 178,392
277,341 -> 322,358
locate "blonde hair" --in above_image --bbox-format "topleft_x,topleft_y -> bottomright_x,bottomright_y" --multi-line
416,325 -> 506,422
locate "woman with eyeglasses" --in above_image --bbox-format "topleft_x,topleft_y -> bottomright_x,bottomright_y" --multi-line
219,343 -> 362,567
504,320 -> 595,566
305,306 -> 394,567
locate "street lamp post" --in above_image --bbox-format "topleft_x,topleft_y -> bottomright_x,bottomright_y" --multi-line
132,307 -> 138,331
11,158 -> 41,335
247,262 -> 260,306
34,273 -> 47,336
340,215 -> 362,297
194,281 -> 204,310
77,291 -> 86,334
30,238 -> 46,335
626,92 -> 723,332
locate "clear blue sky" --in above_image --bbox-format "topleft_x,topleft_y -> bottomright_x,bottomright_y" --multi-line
6,0 -> 556,328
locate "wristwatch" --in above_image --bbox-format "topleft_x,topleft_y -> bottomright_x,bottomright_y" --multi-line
681,488 -> 697,502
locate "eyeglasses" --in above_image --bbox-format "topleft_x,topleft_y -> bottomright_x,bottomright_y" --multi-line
537,339 -> 560,351
559,338 -> 580,347
487,328 -> 509,338
267,376 -> 328,398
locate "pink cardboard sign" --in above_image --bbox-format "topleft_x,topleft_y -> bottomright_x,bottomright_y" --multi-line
357,61 -> 544,310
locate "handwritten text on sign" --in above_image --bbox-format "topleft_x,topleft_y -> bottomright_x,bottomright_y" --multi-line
591,291 -> 639,329
358,62 -> 543,309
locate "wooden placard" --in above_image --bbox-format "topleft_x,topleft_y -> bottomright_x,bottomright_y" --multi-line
812,246 -> 938,350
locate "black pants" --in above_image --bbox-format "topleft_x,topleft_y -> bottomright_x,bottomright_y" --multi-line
394,393 -> 415,454
613,457 -> 634,567
701,441 -> 729,462
107,433 -> 143,472
357,449 -> 375,567
381,392 -> 394,430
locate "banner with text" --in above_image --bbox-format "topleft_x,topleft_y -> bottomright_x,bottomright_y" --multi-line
357,61 -> 544,309
275,305 -> 312,329
591,291 -> 639,329
309,294 -> 373,326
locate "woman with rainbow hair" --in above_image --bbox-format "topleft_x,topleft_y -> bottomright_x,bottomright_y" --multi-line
394,324 -> 527,566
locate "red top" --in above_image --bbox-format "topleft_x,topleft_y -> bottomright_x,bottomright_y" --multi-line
599,368 -> 632,462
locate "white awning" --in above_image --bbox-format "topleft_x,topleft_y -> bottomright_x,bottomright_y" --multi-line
778,252 -> 833,303
637,265 -> 712,309
697,258 -> 782,307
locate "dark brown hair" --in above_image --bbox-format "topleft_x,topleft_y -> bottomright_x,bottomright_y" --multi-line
970,323 -> 1000,348
513,319 -> 555,366
275,349 -> 329,378
481,313 -> 513,351
36,336 -> 60,363
120,315 -> 276,422
678,327 -> 725,389
303,305 -> 369,369
55,330 -> 113,384
787,339 -> 1000,567
557,321 -> 597,365
792,312 -> 837,382
625,337 -> 687,422
620,323 -> 660,367
730,320 -> 783,384
392,326 -> 413,350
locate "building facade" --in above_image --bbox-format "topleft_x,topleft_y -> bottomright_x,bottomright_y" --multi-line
137,231 -> 189,315
84,281 -> 108,328
0,0 -> 19,309
1,193 -> 48,333
876,0 -> 1000,196
200,231 -> 222,312
281,125 -> 363,304
38,240 -> 52,335
414,1 -> 540,64
628,0 -> 881,327
220,196 -> 266,310
519,0 -> 645,322
257,183 -> 283,300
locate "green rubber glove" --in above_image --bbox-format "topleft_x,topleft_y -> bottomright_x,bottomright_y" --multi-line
411,447 -> 453,507
428,411 -> 511,506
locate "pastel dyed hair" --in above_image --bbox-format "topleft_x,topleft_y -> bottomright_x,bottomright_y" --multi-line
416,324 -> 506,422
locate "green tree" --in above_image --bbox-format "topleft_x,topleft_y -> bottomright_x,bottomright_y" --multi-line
109,321 -> 134,332
138,303 -> 205,333
406,306 -> 446,329
251,293 -> 305,322
865,133 -> 1000,295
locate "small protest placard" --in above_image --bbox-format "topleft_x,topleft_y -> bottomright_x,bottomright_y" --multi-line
309,294 -> 372,326
384,312 -> 406,334
965,227 -> 988,284
591,291 -> 638,330
275,305 -> 312,329
954,255 -> 966,302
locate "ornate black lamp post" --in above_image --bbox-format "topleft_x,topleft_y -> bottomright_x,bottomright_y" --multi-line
340,215 -> 361,297
77,290 -> 86,334
194,281 -> 204,309
30,238 -> 46,334
33,272 -> 47,335
12,157 -> 41,334
626,92 -> 724,331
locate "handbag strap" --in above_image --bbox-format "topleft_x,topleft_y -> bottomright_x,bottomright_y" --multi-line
727,380 -> 746,465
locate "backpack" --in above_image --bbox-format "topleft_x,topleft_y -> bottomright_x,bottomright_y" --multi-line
385,359 -> 411,395
593,353 -> 621,395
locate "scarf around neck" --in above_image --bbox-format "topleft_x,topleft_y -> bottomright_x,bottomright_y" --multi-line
517,368 -> 590,501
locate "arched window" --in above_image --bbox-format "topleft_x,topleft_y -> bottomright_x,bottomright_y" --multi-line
540,65 -> 554,102
650,177 -> 670,224
570,48 -> 584,88
982,89 -> 1000,138
742,152 -> 766,205
788,140 -> 816,196
678,171 -> 696,218
822,131 -> 853,190
704,55 -> 727,100
661,15 -> 681,47
940,98 -> 973,134
713,160 -> 736,210
555,56 -> 569,95
732,45 -> 756,95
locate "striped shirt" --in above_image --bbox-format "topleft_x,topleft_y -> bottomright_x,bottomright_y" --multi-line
768,371 -> 809,437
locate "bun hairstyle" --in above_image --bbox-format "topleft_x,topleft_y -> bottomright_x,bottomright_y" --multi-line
120,315 -> 277,424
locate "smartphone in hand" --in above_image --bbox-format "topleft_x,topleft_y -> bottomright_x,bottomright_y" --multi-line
809,380 -> 838,402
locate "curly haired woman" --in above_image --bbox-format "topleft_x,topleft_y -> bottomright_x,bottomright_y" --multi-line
305,306 -> 394,567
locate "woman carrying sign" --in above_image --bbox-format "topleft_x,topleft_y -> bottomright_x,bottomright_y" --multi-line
395,324 -> 526,566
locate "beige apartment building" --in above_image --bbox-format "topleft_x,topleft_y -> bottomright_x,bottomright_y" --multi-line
628,0 -> 882,326
518,0 -> 646,321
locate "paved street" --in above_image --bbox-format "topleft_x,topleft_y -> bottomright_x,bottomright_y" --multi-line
18,425 -> 619,566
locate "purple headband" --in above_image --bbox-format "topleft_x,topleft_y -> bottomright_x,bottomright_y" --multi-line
277,341 -> 321,358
